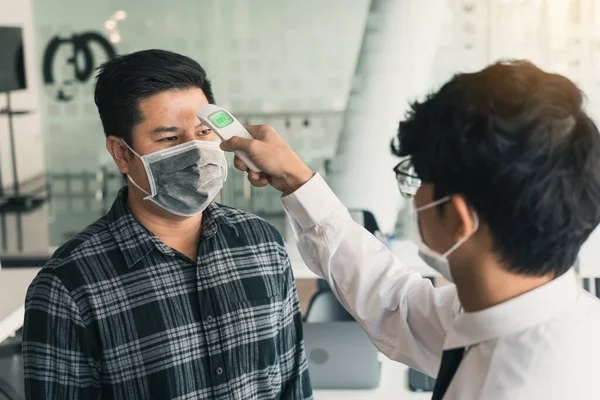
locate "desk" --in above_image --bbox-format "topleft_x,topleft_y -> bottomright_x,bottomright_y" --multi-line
314,356 -> 430,399
0,268 -> 40,343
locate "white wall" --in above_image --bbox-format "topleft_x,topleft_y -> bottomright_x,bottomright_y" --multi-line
30,0 -> 369,231
432,0 -> 600,119
579,227 -> 600,278
329,0 -> 449,234
0,0 -> 45,189
31,0 -> 369,175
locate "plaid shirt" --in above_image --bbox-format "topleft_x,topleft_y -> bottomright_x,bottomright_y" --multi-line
23,188 -> 312,399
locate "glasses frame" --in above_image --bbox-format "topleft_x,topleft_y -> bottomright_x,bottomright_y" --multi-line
394,159 -> 421,198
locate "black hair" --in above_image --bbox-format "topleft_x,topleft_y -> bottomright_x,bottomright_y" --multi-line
393,60 -> 600,277
94,49 -> 215,145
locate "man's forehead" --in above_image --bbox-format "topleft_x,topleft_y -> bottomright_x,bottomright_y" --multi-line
136,89 -> 209,124
138,89 -> 207,109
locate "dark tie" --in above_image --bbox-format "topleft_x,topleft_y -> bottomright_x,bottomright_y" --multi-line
431,347 -> 465,400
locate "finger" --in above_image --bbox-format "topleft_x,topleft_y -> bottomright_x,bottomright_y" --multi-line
256,178 -> 269,187
248,173 -> 269,187
263,173 -> 273,185
248,171 -> 261,181
220,136 -> 253,152
233,155 -> 248,172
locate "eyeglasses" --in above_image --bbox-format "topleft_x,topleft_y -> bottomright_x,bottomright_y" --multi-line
394,158 -> 421,198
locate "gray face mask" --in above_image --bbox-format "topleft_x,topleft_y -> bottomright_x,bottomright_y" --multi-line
122,139 -> 228,217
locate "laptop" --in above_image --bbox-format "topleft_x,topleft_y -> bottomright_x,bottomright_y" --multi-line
303,322 -> 381,389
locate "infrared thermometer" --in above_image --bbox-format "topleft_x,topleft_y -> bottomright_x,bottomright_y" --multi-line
196,104 -> 261,173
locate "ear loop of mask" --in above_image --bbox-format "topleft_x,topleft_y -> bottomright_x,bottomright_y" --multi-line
120,139 -> 153,198
416,195 -> 480,258
415,196 -> 452,212
442,213 -> 479,258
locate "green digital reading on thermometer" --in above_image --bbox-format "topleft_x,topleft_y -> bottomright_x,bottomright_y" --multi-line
197,104 -> 261,172
209,110 -> 234,129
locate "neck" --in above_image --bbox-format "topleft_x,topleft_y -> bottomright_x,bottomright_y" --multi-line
453,255 -> 555,312
127,185 -> 203,260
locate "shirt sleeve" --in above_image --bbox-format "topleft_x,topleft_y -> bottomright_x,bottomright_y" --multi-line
276,251 -> 313,399
281,173 -> 459,377
23,269 -> 101,399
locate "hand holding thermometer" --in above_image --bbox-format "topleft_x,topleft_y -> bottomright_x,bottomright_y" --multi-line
196,104 -> 261,173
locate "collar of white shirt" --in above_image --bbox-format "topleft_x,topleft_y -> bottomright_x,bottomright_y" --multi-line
444,268 -> 579,350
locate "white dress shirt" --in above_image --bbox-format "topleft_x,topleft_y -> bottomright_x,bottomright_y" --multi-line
282,174 -> 600,400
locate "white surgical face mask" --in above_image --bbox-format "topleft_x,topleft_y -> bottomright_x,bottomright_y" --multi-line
412,197 -> 479,282
122,139 -> 228,217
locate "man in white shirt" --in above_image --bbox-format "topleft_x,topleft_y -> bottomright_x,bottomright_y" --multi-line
221,60 -> 600,399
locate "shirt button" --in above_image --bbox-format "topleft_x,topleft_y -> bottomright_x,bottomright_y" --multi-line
216,367 -> 224,376
206,315 -> 214,323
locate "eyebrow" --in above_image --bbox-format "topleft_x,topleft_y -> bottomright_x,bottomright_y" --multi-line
152,123 -> 206,134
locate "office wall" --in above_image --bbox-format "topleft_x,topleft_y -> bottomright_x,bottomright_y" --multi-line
15,0 -> 600,251
431,0 -> 600,119
0,0 -> 45,189
0,0 -> 50,254
30,0 -> 370,240
329,0 -> 449,234
31,0 -> 369,175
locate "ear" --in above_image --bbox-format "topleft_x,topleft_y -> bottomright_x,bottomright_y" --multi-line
451,195 -> 477,241
106,136 -> 132,175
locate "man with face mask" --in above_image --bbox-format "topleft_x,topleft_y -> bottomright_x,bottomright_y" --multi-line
22,50 -> 312,400
221,60 -> 600,399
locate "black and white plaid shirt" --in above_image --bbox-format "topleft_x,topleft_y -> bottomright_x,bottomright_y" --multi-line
23,188 -> 312,399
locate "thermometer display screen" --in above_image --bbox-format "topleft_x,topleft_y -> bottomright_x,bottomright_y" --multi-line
209,110 -> 234,128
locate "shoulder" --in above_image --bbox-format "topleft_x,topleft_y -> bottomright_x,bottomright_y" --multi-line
34,216 -> 115,291
213,204 -> 293,281
51,216 -> 112,258
215,203 -> 285,246
486,298 -> 600,395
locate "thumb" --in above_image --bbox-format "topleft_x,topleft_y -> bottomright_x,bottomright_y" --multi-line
220,136 -> 253,152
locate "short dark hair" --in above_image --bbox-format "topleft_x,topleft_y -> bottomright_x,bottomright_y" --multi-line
393,60 -> 600,278
94,49 -> 215,144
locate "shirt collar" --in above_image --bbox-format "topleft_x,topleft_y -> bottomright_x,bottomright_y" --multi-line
202,202 -> 239,239
107,187 -> 238,268
444,268 -> 580,350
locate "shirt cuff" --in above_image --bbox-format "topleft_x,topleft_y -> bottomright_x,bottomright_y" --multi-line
281,173 -> 345,230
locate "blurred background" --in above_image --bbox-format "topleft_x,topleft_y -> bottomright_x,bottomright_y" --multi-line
1,0 -> 599,256
2,1 -> 600,398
